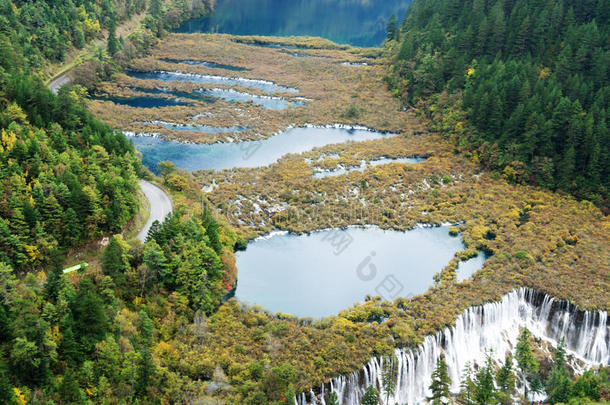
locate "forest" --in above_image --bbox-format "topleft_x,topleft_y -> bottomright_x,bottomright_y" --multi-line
0,0 -> 240,403
0,0 -> 147,68
385,0 -> 610,208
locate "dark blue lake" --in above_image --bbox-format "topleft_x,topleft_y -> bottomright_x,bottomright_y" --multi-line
90,95 -> 191,108
176,0 -> 412,47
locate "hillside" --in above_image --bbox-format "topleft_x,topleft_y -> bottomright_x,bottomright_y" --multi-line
386,0 -> 610,207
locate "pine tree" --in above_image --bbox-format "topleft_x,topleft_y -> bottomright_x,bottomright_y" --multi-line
202,206 -> 222,253
428,356 -> 451,403
135,347 -> 155,397
285,387 -> 296,405
386,14 -> 398,41
474,354 -> 496,404
361,385 -> 379,405
102,235 -> 131,287
0,363 -> 14,403
71,278 -> 109,353
142,239 -> 168,284
59,369 -> 83,403
326,391 -> 339,405
458,361 -> 476,405
107,17 -> 119,56
496,354 -> 515,404
382,355 -> 398,404
96,335 -> 121,383
515,328 -> 538,399
546,338 -> 571,403
62,207 -> 81,246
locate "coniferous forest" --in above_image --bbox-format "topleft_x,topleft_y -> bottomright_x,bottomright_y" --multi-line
386,0 -> 610,207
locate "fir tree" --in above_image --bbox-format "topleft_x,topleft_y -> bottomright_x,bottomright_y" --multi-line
496,354 -> 515,404
458,361 -> 477,405
326,391 -> 339,405
386,14 -> 398,41
107,17 -> 119,56
381,354 -> 398,404
515,328 -> 538,399
428,356 -> 451,404
361,385 -> 380,405
546,338 -> 571,403
474,354 -> 497,404
102,235 -> 131,287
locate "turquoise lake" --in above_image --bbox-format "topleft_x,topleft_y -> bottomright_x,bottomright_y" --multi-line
235,226 -> 485,318
129,126 -> 396,172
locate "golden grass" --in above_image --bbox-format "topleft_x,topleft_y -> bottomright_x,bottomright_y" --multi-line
88,33 -> 413,143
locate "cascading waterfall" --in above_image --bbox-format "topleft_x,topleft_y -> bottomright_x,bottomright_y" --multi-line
297,288 -> 609,405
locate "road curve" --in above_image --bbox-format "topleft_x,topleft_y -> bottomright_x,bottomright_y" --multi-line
48,73 -> 71,94
137,180 -> 172,242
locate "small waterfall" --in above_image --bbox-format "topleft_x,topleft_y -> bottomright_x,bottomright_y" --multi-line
297,288 -> 609,405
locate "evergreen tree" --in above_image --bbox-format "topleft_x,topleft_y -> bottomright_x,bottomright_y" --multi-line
381,354 -> 398,404
386,14 -> 398,41
102,235 -> 131,287
142,239 -> 168,285
107,17 -> 120,56
135,347 -> 154,397
96,335 -> 121,383
515,328 -> 538,399
0,363 -> 14,403
495,354 -> 515,404
458,361 -> 477,405
428,356 -> 451,404
202,206 -> 222,254
361,386 -> 379,405
285,387 -> 296,405
546,339 -> 572,403
326,391 -> 339,405
59,369 -> 83,403
71,278 -> 109,353
474,355 -> 496,404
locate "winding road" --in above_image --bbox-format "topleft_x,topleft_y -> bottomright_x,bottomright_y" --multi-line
48,73 -> 71,94
137,180 -> 172,241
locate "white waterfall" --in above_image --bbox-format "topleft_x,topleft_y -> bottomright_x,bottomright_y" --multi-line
297,288 -> 609,405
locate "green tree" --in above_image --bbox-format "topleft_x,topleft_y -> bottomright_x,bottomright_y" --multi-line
386,14 -> 398,41
202,206 -> 222,254
474,355 -> 496,404
59,369 -> 83,403
458,361 -> 477,405
428,356 -> 451,404
0,364 -> 14,403
269,363 -> 297,397
107,17 -> 120,55
135,347 -> 155,397
95,335 -> 121,383
361,386 -> 379,405
495,354 -> 515,404
142,239 -> 167,285
381,354 -> 398,404
515,328 -> 538,399
326,391 -> 339,405
102,234 -> 131,287
546,339 -> 572,403
71,278 -> 109,353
